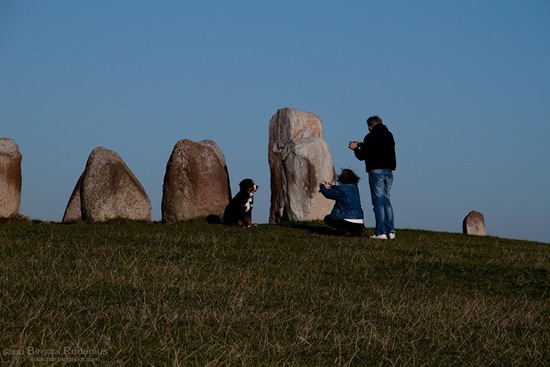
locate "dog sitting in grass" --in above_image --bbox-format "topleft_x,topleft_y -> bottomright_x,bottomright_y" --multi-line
223,179 -> 258,227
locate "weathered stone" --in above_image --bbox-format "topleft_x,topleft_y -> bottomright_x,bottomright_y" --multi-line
162,139 -> 230,223
268,108 -> 335,223
200,139 -> 228,170
62,172 -> 83,223
73,147 -> 152,222
199,139 -> 231,197
0,138 -> 22,218
463,210 -> 486,236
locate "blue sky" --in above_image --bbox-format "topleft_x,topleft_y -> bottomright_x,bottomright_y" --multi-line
1,1 -> 549,243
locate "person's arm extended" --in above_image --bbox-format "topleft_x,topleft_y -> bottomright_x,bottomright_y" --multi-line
349,140 -> 365,161
319,183 -> 345,201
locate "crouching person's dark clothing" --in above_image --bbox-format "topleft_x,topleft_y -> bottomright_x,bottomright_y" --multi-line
320,183 -> 365,236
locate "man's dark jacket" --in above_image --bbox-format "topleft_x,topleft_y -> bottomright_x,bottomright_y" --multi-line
354,124 -> 396,172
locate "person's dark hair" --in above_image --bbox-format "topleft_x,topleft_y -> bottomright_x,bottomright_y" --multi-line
336,168 -> 360,185
366,115 -> 383,126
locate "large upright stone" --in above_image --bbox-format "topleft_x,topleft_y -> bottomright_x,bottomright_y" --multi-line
268,108 -> 335,223
463,210 -> 486,236
162,139 -> 230,223
63,147 -> 152,223
62,173 -> 83,223
0,138 -> 22,218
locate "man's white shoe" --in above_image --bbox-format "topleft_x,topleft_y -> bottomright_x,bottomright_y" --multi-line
389,233 -> 396,240
370,234 -> 388,240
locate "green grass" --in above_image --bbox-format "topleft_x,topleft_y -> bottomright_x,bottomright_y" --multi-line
0,222 -> 548,366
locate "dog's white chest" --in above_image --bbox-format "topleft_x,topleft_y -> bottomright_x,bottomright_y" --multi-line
245,197 -> 253,212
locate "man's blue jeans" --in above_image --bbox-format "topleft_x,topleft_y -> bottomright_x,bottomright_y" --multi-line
368,169 -> 395,236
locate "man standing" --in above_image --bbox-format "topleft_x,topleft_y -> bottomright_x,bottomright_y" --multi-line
348,115 -> 396,240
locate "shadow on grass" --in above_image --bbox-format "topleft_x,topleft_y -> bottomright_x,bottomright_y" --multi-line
280,221 -> 364,237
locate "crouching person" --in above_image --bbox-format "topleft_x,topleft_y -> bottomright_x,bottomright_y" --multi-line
319,168 -> 365,237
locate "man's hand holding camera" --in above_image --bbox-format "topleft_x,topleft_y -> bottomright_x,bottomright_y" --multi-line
348,140 -> 360,150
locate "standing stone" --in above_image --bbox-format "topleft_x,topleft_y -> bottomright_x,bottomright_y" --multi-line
62,173 -> 83,223
63,147 -> 152,223
199,139 -> 232,197
200,139 -> 229,172
268,108 -> 335,223
463,210 -> 486,236
162,139 -> 230,223
0,138 -> 22,218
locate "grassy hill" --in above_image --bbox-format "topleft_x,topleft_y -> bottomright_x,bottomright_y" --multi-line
0,222 -> 548,366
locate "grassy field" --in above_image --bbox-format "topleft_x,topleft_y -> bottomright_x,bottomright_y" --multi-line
0,221 -> 548,366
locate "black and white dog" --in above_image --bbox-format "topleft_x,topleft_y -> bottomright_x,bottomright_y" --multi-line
223,179 -> 258,227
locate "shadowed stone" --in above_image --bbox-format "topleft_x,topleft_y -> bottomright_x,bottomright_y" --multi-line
63,147 -> 152,223
268,108 -> 335,223
463,210 -> 486,236
162,139 -> 231,223
62,173 -> 83,223
0,138 -> 22,218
